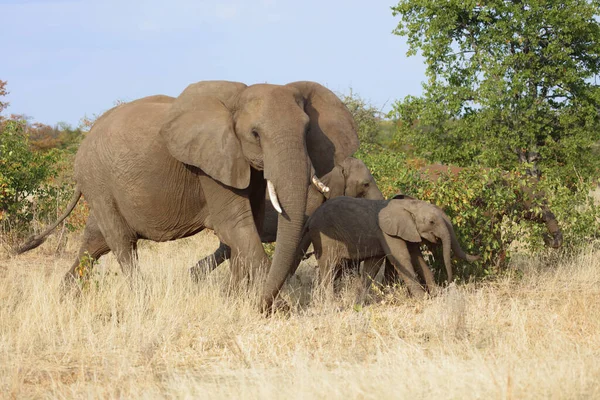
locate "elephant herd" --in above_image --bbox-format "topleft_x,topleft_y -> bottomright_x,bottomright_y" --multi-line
17,80 -> 563,311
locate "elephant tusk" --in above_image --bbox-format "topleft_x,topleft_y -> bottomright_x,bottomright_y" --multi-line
311,175 -> 330,194
267,180 -> 283,214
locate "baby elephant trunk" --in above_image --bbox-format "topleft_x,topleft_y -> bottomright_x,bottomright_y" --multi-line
440,217 -> 480,283
441,230 -> 454,283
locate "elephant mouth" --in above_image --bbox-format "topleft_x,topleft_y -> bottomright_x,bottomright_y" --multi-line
424,234 -> 438,244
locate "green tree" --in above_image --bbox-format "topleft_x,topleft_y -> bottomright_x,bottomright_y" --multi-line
390,0 -> 600,181
340,90 -> 384,144
0,119 -> 59,244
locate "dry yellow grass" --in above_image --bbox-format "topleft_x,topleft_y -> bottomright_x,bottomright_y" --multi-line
1,231 -> 599,399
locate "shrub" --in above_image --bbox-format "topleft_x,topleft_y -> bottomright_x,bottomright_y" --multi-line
340,91 -> 384,145
0,118 -> 87,249
355,145 -> 600,280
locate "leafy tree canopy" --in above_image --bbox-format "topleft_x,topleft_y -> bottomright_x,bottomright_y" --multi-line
390,0 -> 600,181
340,90 -> 385,145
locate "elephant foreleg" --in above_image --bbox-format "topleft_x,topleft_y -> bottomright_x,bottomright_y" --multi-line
382,235 -> 426,298
191,170 -> 268,282
222,221 -> 269,290
199,175 -> 270,290
408,243 -> 437,294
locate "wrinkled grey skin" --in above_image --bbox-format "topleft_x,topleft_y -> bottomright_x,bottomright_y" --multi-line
16,81 -> 359,312
304,197 -> 479,299
191,157 -> 384,279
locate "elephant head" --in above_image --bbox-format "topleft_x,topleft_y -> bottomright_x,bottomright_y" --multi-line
159,80 -> 359,309
378,199 -> 480,283
320,157 -> 384,200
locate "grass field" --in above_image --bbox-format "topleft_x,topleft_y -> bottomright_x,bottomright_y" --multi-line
1,231 -> 599,399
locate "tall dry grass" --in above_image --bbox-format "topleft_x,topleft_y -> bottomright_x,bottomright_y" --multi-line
1,231 -> 599,399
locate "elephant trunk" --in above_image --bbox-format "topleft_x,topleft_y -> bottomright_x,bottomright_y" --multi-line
441,216 -> 480,265
439,229 -> 454,283
261,142 -> 310,312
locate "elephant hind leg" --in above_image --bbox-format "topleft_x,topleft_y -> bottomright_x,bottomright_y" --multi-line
190,242 -> 232,282
356,256 -> 385,305
382,260 -> 399,287
62,213 -> 110,291
316,251 -> 342,294
92,206 -> 141,287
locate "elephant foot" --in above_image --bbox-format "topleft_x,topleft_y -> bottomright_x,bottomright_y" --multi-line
424,283 -> 442,297
268,297 -> 292,316
441,281 -> 458,294
406,282 -> 428,299
258,293 -> 293,316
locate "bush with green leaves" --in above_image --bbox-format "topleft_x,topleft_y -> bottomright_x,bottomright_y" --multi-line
340,91 -> 385,145
355,145 -> 600,280
0,119 -> 83,247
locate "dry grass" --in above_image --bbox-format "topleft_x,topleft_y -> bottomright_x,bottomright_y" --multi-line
1,231 -> 600,399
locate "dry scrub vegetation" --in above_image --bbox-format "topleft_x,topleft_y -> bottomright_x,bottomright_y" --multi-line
1,232 -> 599,399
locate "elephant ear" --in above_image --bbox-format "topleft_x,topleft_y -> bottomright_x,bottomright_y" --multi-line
160,81 -> 251,189
378,202 -> 421,243
285,81 -> 359,176
319,165 -> 346,199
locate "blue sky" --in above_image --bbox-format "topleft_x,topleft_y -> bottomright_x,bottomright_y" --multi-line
0,0 -> 425,126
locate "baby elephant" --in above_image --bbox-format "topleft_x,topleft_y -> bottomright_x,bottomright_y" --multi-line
304,196 -> 479,298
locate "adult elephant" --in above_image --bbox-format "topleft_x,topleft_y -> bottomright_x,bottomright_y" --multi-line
17,80 -> 359,311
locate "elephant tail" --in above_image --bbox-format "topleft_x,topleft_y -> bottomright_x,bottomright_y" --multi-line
15,188 -> 82,254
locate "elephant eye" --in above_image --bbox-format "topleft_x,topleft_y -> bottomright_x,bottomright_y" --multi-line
429,220 -> 435,225
251,130 -> 260,142
362,182 -> 370,188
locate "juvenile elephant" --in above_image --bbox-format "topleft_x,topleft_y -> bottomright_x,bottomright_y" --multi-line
191,157 -> 384,279
304,197 -> 479,298
17,81 -> 359,311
